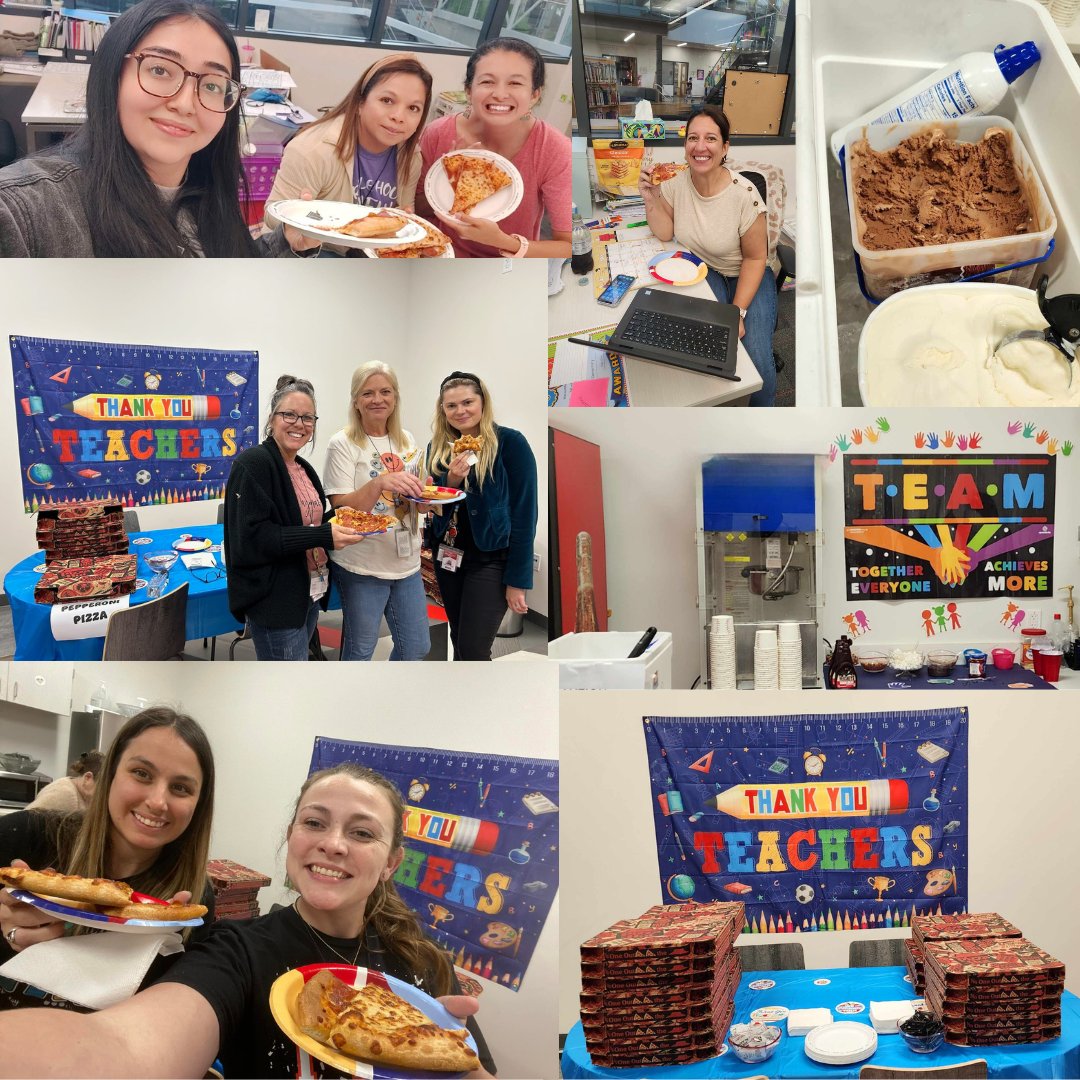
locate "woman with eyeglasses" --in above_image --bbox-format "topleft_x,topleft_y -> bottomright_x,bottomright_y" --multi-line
223,375 -> 365,661
425,372 -> 537,660
323,363 -> 430,661
0,0 -> 309,257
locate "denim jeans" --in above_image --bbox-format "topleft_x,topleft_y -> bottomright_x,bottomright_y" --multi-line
336,566 -> 431,661
706,266 -> 778,407
248,600 -> 320,661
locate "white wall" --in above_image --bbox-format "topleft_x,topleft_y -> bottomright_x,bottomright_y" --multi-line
1,259 -> 549,617
549,408 -> 1080,688
8,660 -> 560,1080
559,688 -> 1080,1033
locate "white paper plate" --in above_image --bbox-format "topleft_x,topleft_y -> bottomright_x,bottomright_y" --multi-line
266,200 -> 425,249
804,1021 -> 878,1065
424,149 -> 524,223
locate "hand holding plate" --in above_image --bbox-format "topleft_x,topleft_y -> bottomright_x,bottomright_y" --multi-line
1,859 -> 64,952
379,472 -> 425,498
330,524 -> 365,550
283,190 -> 324,255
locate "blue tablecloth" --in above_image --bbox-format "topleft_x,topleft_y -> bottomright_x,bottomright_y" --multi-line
3,524 -> 241,660
823,664 -> 1056,690
562,966 -> 1080,1078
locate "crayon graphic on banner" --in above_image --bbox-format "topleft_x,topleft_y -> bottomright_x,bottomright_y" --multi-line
62,393 -> 222,421
705,778 -> 909,819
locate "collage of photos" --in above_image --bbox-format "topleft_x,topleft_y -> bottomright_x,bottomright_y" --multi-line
1,0 -> 1080,1076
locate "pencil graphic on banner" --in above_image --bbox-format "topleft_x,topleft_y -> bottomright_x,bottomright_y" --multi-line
704,778 -> 909,819
402,805 -> 500,854
62,393 -> 222,421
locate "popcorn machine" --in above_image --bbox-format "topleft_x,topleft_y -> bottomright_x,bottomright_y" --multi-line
696,454 -> 826,687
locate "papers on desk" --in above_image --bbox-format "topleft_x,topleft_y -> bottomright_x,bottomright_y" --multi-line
43,61 -> 92,74
50,594 -> 129,641
180,552 -> 216,570
243,100 -> 317,124
548,329 -> 631,407
241,67 -> 297,90
0,62 -> 46,77
606,236 -> 665,288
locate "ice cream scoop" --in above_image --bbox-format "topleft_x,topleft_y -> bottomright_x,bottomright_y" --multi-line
995,275 -> 1079,385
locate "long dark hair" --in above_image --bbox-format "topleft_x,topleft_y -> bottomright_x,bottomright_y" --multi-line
67,0 -> 257,257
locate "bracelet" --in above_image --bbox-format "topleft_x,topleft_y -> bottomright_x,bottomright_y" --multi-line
501,234 -> 529,258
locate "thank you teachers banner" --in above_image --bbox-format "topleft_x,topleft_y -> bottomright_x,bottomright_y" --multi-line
844,454 -> 1055,599
643,710 -> 968,934
309,738 -> 559,992
10,335 -> 259,510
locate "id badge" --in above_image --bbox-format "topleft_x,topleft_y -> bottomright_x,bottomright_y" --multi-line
438,544 -> 463,572
395,528 -> 412,558
310,570 -> 328,600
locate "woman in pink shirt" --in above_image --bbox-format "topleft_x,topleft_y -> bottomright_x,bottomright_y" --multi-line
416,38 -> 571,259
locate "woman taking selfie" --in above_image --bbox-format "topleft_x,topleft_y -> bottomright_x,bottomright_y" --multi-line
0,708 -> 216,1004
323,362 -> 430,661
266,54 -> 432,215
638,105 -> 777,406
0,764 -> 495,1078
415,38 -> 570,258
224,375 -> 364,661
426,372 -> 537,660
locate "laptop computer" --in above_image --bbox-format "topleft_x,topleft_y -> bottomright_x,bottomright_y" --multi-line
605,288 -> 742,381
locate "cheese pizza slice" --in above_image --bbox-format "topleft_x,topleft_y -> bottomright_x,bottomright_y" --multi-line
297,969 -> 481,1073
445,155 -> 512,215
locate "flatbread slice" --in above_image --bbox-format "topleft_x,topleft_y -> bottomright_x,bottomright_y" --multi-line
445,155 -> 512,215
378,219 -> 451,259
100,901 -> 207,921
0,866 -> 132,907
452,435 -> 483,455
297,969 -> 480,1073
314,211 -> 405,240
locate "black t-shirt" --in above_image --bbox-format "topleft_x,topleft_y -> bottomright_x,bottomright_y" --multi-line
153,903 -> 495,1078
0,809 -> 215,1008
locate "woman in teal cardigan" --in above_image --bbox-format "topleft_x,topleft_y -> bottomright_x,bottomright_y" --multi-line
426,372 -> 537,660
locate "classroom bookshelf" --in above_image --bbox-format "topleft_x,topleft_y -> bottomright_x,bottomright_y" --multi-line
583,55 -> 618,120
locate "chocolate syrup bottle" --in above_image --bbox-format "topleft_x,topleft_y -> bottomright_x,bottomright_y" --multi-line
828,634 -> 859,689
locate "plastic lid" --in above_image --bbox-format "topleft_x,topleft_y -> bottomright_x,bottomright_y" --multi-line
1021,627 -> 1047,636
994,41 -> 1040,85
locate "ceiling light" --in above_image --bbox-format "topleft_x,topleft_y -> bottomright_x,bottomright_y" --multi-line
677,41 -> 687,46
623,32 -> 635,41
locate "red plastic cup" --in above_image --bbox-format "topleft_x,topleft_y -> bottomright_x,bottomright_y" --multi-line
1042,650 -> 1063,683
1032,646 -> 1047,677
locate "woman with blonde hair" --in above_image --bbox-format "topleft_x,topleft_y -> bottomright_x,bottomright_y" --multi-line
323,362 -> 430,660
266,54 -> 432,219
426,371 -> 537,660
0,764 -> 495,1078
0,708 -> 216,1004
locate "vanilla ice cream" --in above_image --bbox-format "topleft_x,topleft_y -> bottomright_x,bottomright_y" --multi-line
860,284 -> 1080,406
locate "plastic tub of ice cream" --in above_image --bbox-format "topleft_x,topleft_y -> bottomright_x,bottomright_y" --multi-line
858,282 -> 1080,406
844,115 -> 1057,301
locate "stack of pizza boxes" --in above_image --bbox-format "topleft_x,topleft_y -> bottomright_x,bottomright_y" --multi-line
910,913 -> 1065,1045
906,912 -> 1022,993
33,500 -> 136,604
579,901 -> 745,1069
207,858 -> 272,921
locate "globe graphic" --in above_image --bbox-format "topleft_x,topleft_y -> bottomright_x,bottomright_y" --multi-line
667,874 -> 696,901
27,462 -> 54,485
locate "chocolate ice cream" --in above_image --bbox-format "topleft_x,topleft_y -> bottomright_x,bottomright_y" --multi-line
851,127 -> 1034,251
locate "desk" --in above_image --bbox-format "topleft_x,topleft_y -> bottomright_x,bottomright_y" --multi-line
4,524 -> 241,661
823,663 -> 1066,690
548,259 -> 762,407
563,966 -> 1080,1078
21,66 -> 87,153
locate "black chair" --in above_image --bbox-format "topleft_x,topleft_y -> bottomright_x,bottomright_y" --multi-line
849,937 -> 908,968
734,941 -> 805,971
203,502 -> 227,659
102,583 -> 188,660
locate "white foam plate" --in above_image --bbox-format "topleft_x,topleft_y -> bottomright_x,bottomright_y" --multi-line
804,1021 -> 878,1065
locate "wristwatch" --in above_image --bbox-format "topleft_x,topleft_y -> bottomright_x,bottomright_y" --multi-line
502,234 -> 529,258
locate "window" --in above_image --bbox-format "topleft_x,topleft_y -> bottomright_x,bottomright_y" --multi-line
380,0 -> 490,50
241,0 -> 370,41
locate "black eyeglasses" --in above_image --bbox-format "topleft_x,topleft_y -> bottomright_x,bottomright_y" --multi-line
190,567 -> 227,584
274,410 -> 319,427
125,52 -> 243,113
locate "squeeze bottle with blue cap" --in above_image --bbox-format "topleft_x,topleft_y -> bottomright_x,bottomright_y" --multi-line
830,42 -> 1040,160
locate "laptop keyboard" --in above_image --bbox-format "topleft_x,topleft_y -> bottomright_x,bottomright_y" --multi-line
621,309 -> 730,364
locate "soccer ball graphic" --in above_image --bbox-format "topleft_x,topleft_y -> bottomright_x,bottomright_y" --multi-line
795,883 -> 815,905
135,470 -> 151,485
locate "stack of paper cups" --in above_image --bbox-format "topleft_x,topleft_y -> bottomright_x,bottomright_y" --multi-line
777,621 -> 803,690
753,628 -> 779,689
710,614 -> 736,689
1050,0 -> 1078,26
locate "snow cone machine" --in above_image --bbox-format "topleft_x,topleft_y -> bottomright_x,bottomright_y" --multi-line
696,454 -> 826,688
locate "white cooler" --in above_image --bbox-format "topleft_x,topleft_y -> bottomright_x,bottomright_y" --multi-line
548,631 -> 673,689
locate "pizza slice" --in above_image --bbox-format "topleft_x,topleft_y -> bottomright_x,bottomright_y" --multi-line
100,901 -> 208,921
378,218 -> 451,259
420,486 -> 462,501
314,211 -> 405,240
444,155 -> 512,215
297,970 -> 480,1073
650,162 -> 688,184
452,434 -> 483,455
334,507 -> 397,532
0,866 -> 133,907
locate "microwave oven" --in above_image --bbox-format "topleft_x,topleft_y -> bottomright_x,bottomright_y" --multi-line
0,769 -> 53,813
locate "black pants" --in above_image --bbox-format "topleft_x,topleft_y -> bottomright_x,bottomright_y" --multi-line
434,550 -> 509,661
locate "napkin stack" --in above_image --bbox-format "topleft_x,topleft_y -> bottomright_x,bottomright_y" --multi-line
922,936 -> 1065,1045
787,1007 -> 833,1035
869,999 -> 915,1033
579,901 -> 746,1069
207,858 -> 272,921
907,912 -> 1022,993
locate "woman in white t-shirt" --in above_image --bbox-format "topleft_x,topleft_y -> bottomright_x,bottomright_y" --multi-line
323,363 -> 430,660
638,106 -> 776,406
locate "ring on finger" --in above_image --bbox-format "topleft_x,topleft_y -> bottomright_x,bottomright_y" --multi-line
6,926 -> 16,946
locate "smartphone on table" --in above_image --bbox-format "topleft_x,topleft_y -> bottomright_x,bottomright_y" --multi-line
597,274 -> 636,307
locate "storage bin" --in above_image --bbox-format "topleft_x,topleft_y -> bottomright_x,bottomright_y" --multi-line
548,631 -> 673,689
843,116 -> 1056,299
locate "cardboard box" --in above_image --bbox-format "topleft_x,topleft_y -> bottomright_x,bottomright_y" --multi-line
722,70 -> 788,136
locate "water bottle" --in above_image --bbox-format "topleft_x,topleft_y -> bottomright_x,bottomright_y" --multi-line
570,205 -> 594,278
89,682 -> 109,710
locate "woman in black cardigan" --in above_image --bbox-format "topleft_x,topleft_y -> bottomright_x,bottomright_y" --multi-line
223,375 -> 363,660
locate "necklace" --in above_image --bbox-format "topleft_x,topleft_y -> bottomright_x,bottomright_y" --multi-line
294,899 -> 365,966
